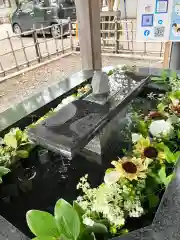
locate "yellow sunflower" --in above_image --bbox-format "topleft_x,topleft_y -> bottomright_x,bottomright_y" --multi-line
111,157 -> 150,181
133,137 -> 165,163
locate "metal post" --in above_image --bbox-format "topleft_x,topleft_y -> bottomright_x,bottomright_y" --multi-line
114,16 -> 118,53
53,25 -> 59,56
32,26 -> 41,63
6,31 -> 19,70
131,20 -> 134,54
124,0 -> 130,50
19,33 -> 29,66
144,41 -> 147,55
68,17 -> 73,51
41,24 -> 50,59
61,21 -> 64,54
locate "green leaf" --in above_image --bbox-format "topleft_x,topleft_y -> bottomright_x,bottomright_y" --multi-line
16,150 -> 29,158
105,168 -> 114,174
15,129 -> 23,142
21,131 -> 29,142
79,232 -> 96,240
119,229 -> 129,235
164,147 -> 176,163
148,194 -> 159,209
164,173 -> 174,186
161,70 -> 168,81
137,120 -> 148,136
158,166 -> 173,186
86,222 -> 108,234
4,134 -> 17,149
167,114 -> 179,124
108,70 -> 113,76
73,201 -> 84,221
158,166 -> 167,184
55,199 -> 80,240
177,130 -> 180,139
32,237 -> 56,240
151,76 -> 162,82
157,103 -> 166,113
148,172 -> 161,184
170,91 -> 180,100
175,151 -> 180,162
0,167 -> 10,178
171,71 -> 177,80
26,210 -> 60,238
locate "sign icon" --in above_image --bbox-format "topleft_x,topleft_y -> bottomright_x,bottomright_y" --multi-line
144,30 -> 150,36
158,20 -> 163,24
141,14 -> 154,27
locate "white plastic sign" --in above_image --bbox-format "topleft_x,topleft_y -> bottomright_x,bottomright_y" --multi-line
136,0 -> 173,41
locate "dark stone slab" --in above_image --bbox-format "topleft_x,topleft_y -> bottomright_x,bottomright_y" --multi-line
28,100 -> 109,157
28,71 -> 150,159
111,226 -> 155,240
0,215 -> 29,240
152,159 -> 180,240
79,71 -> 150,162
0,70 -> 93,135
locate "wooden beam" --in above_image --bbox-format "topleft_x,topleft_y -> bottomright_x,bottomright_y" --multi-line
163,41 -> 172,69
75,0 -> 102,71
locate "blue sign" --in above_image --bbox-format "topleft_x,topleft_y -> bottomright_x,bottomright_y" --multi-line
141,14 -> 154,27
169,1 -> 180,41
158,19 -> 163,24
144,30 -> 150,36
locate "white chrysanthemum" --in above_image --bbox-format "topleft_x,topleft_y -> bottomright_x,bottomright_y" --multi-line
149,120 -> 174,138
131,133 -> 142,143
83,217 -> 94,226
104,171 -> 120,184
62,96 -> 76,105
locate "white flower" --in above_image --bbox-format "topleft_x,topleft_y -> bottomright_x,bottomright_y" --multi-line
114,217 -> 125,226
62,96 -> 76,105
104,171 -> 120,184
129,205 -> 144,218
131,133 -> 142,143
83,217 -> 94,226
0,138 -> 4,145
167,114 -> 180,124
149,120 -> 174,138
172,98 -> 179,106
76,196 -> 83,202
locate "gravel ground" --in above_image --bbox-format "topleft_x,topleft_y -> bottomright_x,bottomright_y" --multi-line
0,53 -> 162,113
0,23 -> 164,77
0,24 -> 73,75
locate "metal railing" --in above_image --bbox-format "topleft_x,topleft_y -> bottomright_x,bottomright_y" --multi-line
100,18 -> 165,59
0,18 -> 73,77
0,18 -> 164,78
